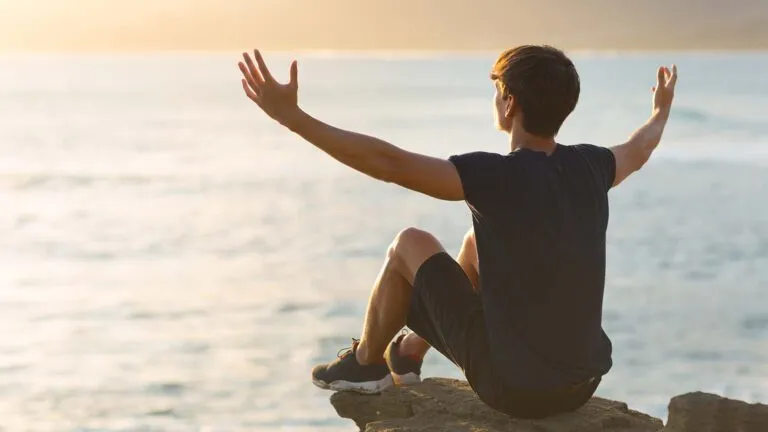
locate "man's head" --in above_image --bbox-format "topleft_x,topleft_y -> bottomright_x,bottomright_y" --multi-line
491,45 -> 580,138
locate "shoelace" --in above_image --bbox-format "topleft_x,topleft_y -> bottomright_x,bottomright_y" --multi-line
335,330 -> 409,359
336,338 -> 359,358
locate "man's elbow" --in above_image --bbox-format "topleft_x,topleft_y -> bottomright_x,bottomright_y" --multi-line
615,149 -> 651,186
630,147 -> 654,174
369,150 -> 409,184
635,152 -> 652,172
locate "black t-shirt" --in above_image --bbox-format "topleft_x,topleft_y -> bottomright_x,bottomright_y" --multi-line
449,143 -> 615,390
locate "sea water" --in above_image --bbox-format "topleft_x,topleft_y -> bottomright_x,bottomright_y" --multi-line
0,51 -> 766,431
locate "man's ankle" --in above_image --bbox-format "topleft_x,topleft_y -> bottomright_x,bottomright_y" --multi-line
355,342 -> 385,366
398,333 -> 429,360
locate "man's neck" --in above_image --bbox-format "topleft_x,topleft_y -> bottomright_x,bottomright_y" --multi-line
509,131 -> 557,155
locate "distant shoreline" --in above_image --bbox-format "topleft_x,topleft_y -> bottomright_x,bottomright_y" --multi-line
2,48 -> 768,58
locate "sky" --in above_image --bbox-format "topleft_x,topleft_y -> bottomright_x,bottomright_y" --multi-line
1,0 -> 767,52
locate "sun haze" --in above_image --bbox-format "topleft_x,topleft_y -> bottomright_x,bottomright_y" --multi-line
1,0 -> 767,52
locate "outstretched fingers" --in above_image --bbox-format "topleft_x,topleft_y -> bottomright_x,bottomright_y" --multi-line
239,61 -> 261,96
253,50 -> 276,84
655,64 -> 679,91
656,66 -> 666,89
238,49 -> 299,113
241,52 -> 264,88
668,64 -> 678,88
241,79 -> 260,104
289,60 -> 298,89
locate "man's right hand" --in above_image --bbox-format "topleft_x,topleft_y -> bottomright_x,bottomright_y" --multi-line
238,50 -> 302,129
609,65 -> 679,188
652,65 -> 678,116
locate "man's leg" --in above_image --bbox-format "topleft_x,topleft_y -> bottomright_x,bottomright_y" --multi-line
355,228 -> 446,364
311,227 -> 445,392
397,227 -> 478,359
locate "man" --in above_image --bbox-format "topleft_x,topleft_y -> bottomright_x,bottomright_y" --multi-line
237,45 -> 677,419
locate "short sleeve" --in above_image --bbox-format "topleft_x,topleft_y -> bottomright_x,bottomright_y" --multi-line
575,144 -> 616,191
448,151 -> 506,211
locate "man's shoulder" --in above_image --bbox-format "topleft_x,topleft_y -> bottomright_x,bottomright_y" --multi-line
561,143 -> 614,157
449,150 -> 508,159
561,142 -> 607,152
559,143 -> 616,191
448,151 -> 511,170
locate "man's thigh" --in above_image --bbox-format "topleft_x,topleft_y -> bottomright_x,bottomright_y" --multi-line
405,251 -> 499,399
405,252 -> 603,419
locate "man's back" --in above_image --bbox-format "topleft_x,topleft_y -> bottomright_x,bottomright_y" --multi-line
449,143 -> 616,390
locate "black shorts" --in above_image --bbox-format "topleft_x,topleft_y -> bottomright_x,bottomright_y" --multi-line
406,252 -> 601,419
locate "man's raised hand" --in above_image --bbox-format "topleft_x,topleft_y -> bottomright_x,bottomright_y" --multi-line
652,64 -> 678,115
238,50 -> 301,128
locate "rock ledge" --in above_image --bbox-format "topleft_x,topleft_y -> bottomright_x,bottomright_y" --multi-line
330,378 -> 663,431
331,378 -> 768,431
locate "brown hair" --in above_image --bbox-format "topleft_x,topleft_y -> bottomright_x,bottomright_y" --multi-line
490,45 -> 580,137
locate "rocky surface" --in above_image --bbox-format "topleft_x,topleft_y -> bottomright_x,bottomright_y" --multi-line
330,378 -> 664,431
330,378 -> 768,432
663,391 -> 768,432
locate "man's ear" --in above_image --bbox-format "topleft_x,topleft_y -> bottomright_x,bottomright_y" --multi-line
504,94 -> 516,119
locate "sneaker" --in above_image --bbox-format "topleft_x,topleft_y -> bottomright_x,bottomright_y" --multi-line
311,339 -> 394,394
385,333 -> 423,386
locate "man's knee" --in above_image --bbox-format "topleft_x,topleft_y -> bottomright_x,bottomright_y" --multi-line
389,227 -> 442,257
388,227 -> 445,283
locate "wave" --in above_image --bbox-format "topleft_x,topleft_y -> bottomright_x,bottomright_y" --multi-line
672,107 -> 710,123
0,173 -> 162,190
0,172 -> 314,193
655,140 -> 768,165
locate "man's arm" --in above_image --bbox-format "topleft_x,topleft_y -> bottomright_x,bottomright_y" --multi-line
287,111 -> 465,201
610,65 -> 678,187
610,108 -> 670,187
237,49 -> 464,201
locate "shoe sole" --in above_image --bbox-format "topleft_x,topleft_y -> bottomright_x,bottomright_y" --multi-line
312,373 -> 394,394
392,372 -> 421,386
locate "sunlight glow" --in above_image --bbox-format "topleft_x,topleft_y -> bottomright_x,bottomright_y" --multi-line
0,0 -> 764,52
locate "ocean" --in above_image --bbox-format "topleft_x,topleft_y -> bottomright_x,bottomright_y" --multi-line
0,51 -> 766,431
